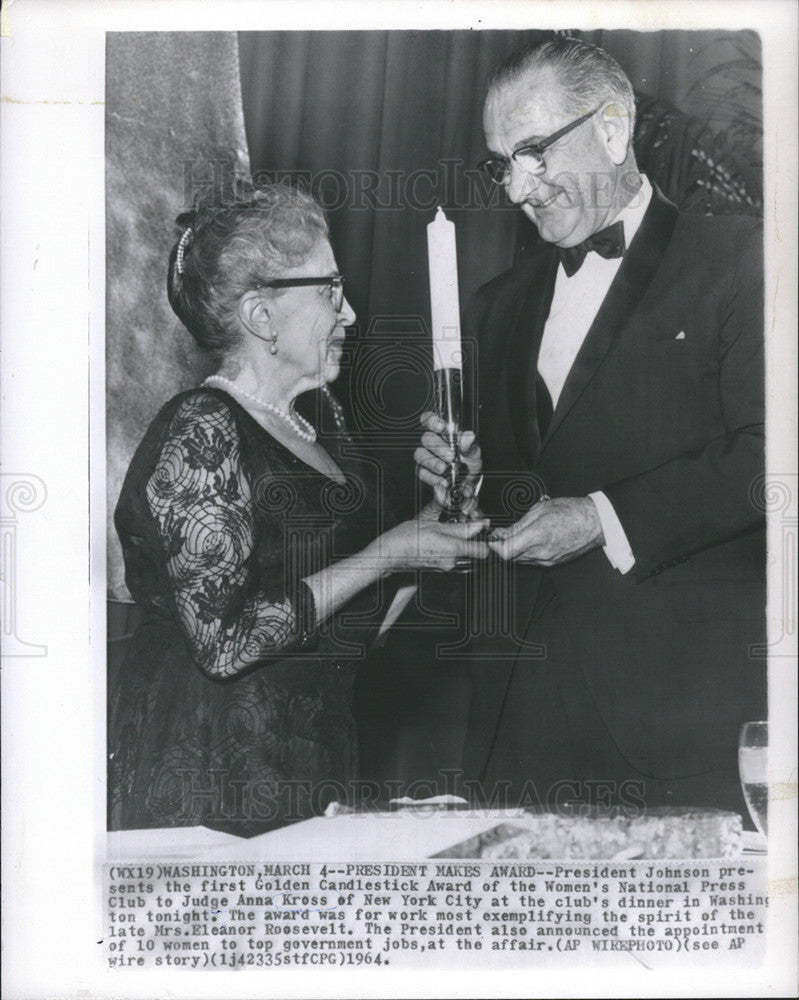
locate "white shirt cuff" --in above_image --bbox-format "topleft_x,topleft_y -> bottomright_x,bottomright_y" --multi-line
588,491 -> 635,574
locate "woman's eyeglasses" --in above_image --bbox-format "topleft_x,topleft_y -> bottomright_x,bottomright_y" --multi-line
479,106 -> 600,185
259,275 -> 345,312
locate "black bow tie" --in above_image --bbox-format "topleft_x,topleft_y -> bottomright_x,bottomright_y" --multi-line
558,221 -> 626,277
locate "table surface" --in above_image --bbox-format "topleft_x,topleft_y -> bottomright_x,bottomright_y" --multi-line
106,809 -> 766,861
106,810 -> 525,861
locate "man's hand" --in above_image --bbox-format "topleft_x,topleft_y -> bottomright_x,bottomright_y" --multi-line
414,410 -> 483,514
488,496 -> 605,565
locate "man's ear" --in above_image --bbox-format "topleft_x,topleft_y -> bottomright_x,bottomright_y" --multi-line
599,102 -> 633,166
237,289 -> 274,342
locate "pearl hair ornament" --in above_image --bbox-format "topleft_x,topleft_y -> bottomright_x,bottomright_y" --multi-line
202,375 -> 317,442
175,227 -> 193,275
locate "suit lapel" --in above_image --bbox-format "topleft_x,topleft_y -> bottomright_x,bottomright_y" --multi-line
540,187 -> 679,450
503,252 -> 559,466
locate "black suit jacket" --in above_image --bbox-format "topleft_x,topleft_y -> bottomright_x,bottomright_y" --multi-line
464,188 -> 766,795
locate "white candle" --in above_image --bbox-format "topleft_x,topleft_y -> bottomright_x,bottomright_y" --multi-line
427,206 -> 462,371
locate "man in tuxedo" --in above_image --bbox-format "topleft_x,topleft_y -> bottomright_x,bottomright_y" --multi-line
418,37 -> 765,815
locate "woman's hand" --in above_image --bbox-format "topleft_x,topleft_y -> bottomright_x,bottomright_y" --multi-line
371,517 -> 490,573
414,411 -> 483,516
306,516 -> 490,625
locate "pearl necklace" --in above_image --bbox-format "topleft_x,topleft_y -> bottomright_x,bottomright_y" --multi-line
202,375 -> 317,442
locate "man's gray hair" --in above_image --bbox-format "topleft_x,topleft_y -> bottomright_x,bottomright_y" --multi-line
488,37 -> 636,129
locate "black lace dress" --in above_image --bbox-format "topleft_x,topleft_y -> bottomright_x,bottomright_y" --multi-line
108,386 -> 392,837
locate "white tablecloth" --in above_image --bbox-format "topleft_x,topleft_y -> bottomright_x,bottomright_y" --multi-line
106,809 -> 526,861
106,810 -> 766,861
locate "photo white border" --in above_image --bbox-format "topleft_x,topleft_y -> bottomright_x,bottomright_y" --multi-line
1,1 -> 796,997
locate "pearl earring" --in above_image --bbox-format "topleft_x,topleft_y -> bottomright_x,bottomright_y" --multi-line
269,334 -> 278,355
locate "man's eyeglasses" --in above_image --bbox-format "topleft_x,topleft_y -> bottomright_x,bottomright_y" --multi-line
260,275 -> 345,312
479,106 -> 600,185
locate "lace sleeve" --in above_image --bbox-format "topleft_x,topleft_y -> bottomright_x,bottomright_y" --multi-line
145,393 -> 315,679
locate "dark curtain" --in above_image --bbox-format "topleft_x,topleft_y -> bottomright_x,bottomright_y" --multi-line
238,29 -> 762,791
240,31 -> 533,336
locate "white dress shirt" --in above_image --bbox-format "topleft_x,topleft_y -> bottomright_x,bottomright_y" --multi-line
537,175 -> 653,574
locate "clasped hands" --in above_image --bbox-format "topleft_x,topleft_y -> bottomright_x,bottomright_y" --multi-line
415,411 -> 605,566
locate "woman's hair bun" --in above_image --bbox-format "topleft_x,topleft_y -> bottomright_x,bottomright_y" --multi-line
175,209 -> 196,230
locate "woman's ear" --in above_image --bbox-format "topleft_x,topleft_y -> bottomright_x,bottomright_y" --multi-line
599,102 -> 634,166
237,289 -> 274,342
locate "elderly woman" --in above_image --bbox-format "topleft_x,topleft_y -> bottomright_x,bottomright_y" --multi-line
108,183 -> 487,837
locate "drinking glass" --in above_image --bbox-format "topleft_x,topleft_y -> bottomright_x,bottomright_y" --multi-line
738,721 -> 768,836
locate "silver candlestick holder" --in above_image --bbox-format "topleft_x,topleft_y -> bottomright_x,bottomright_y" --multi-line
433,366 -> 470,523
